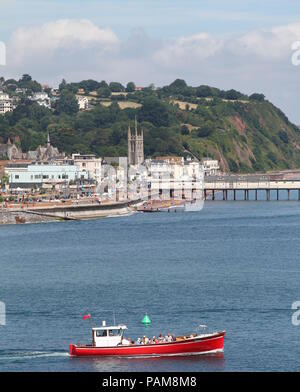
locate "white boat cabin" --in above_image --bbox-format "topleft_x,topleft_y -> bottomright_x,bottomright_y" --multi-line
92,321 -> 128,347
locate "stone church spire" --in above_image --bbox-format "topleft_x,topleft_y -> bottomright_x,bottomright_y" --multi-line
128,118 -> 144,165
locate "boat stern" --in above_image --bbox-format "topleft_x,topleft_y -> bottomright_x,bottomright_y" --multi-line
69,344 -> 77,357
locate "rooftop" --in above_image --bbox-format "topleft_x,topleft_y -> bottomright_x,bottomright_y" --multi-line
92,324 -> 127,331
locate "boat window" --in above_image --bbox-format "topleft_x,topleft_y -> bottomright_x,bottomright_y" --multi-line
96,330 -> 108,337
95,329 -> 122,337
108,329 -> 121,336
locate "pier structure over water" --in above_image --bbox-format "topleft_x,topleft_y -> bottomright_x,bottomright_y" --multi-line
204,175 -> 300,201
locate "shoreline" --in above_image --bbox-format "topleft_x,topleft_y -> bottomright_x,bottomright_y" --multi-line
0,200 -> 141,225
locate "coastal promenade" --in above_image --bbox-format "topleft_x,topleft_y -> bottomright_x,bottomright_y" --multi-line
2,173 -> 300,224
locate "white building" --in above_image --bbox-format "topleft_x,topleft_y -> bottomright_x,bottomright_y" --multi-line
0,91 -> 13,115
15,88 -> 27,95
5,163 -> 88,190
142,157 -> 204,201
201,158 -> 220,176
77,96 -> 89,110
0,91 -> 10,100
72,153 -> 101,184
51,88 -> 60,97
31,92 -> 51,109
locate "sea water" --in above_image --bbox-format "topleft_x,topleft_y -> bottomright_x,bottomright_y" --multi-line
1,199 -> 300,371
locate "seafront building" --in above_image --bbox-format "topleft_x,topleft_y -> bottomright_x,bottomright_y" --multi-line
5,162 -> 88,190
72,153 -> 101,184
201,158 -> 220,176
3,153 -> 101,193
141,156 -> 204,201
0,119 -> 215,201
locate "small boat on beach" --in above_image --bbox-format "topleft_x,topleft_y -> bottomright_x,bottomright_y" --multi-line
15,215 -> 26,224
69,320 -> 225,357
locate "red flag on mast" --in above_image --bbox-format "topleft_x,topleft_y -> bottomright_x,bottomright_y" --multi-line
83,314 -> 91,320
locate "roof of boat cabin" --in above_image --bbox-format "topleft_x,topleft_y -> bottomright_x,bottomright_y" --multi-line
92,325 -> 127,331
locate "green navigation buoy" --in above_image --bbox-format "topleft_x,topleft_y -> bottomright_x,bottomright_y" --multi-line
141,314 -> 151,325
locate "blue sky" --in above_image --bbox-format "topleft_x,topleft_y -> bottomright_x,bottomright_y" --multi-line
1,0 -> 300,39
1,0 -> 300,122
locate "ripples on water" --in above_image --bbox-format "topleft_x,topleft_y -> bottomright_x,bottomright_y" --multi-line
1,201 -> 300,371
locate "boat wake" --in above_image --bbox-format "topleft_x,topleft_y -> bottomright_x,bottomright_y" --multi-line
0,350 -> 69,361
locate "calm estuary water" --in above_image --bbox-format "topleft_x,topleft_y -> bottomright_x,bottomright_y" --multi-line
1,199 -> 300,371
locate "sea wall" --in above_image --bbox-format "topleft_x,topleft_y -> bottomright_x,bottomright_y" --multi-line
0,200 -> 140,225
0,210 -> 55,225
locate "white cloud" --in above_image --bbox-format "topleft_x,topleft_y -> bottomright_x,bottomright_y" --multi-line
8,19 -> 119,66
6,18 -> 300,75
154,33 -> 222,68
153,22 -> 300,68
235,22 -> 300,59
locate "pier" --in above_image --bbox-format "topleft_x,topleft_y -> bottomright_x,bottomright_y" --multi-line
204,175 -> 300,201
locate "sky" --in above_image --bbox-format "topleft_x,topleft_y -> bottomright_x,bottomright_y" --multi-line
1,0 -> 300,122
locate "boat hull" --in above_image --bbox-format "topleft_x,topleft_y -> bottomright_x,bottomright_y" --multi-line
70,331 -> 225,357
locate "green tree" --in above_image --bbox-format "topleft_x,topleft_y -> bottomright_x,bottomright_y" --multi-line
249,93 -> 265,102
20,74 -> 32,82
55,90 -> 79,115
223,89 -> 244,100
169,79 -> 187,91
181,125 -> 189,135
59,79 -> 67,91
196,85 -> 213,97
78,79 -> 100,93
139,97 -> 170,127
278,130 -> 289,144
99,80 -> 108,88
228,158 -> 239,172
97,87 -> 111,98
109,82 -> 125,92
18,74 -> 42,93
126,82 -> 136,92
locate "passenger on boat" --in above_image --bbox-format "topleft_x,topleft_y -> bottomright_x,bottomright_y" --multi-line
166,333 -> 173,342
137,334 -> 175,345
121,338 -> 131,345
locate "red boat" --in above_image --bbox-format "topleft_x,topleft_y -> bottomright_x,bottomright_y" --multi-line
69,321 -> 225,357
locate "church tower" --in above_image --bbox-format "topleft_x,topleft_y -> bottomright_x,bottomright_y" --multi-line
128,117 -> 144,165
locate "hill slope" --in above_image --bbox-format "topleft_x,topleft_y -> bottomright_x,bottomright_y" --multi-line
0,76 -> 300,173
178,98 -> 300,172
